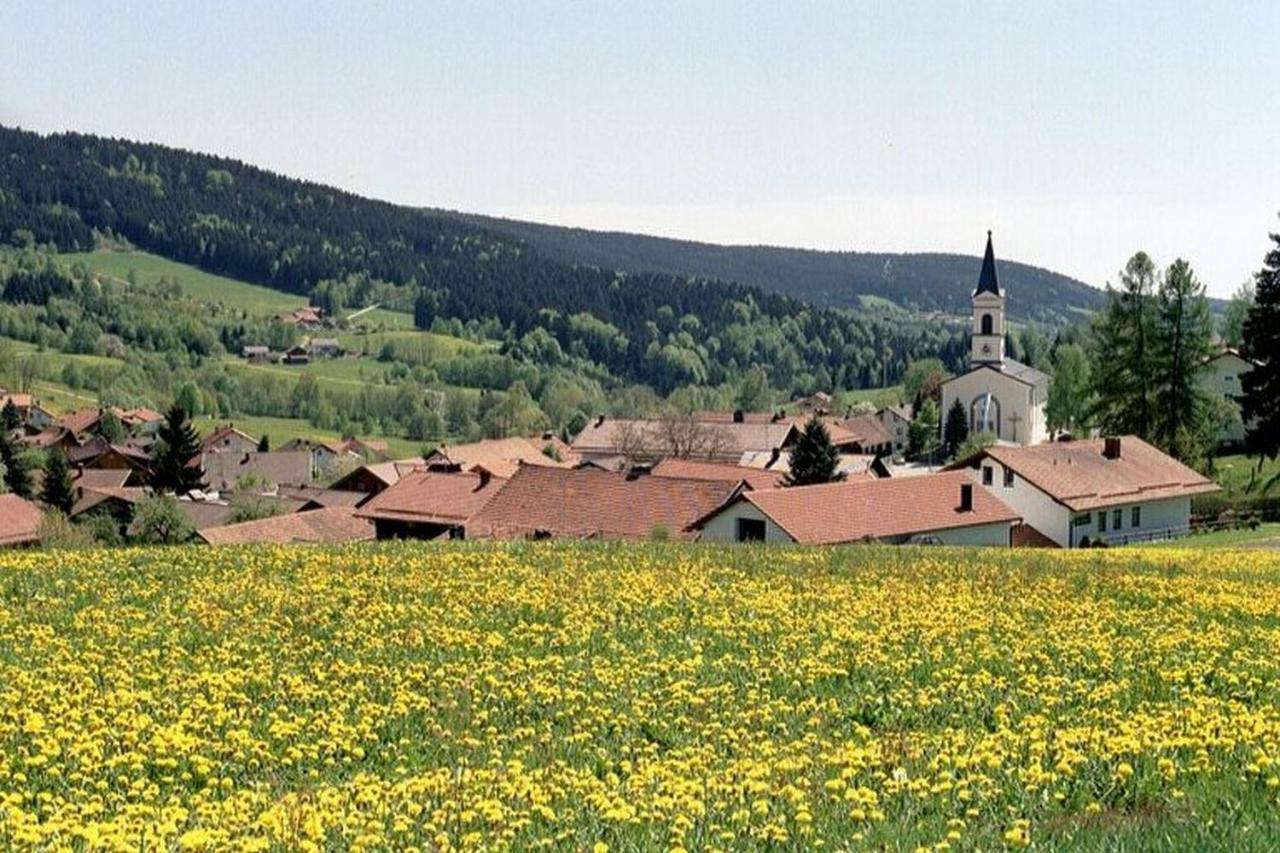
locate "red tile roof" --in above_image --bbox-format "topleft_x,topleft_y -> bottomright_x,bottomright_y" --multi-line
0,495 -> 42,546
58,409 -> 104,435
356,470 -> 507,526
838,415 -> 895,449
427,436 -> 578,479
468,465 -> 740,541
198,506 -> 374,545
571,418 -> 797,462
955,436 -> 1220,511
703,471 -> 1019,544
651,458 -> 785,490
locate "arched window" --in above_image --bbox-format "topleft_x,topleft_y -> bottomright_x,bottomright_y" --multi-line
980,313 -> 994,335
970,394 -> 1000,436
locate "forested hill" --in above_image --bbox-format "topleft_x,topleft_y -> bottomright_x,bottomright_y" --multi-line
0,125 -> 969,393
434,211 -> 1105,324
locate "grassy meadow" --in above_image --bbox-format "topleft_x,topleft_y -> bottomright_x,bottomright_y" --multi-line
2,542 -> 1280,849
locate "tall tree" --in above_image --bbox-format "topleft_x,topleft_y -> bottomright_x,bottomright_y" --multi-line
785,417 -> 840,486
943,397 -> 968,459
1221,280 -> 1255,349
907,399 -> 941,462
1152,259 -> 1215,464
40,450 -> 74,514
1,398 -> 21,432
152,405 -> 204,495
1090,253 -> 1160,437
0,430 -> 33,498
1241,229 -> 1280,461
1045,344 -> 1093,436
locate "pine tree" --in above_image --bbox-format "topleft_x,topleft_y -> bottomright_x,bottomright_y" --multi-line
1152,259 -> 1215,465
257,434 -> 270,452
152,405 -> 204,495
943,397 -> 968,459
785,417 -> 840,486
1241,229 -> 1280,460
1,399 -> 21,432
0,431 -> 33,499
1091,253 -> 1159,437
1045,344 -> 1093,436
41,450 -> 74,514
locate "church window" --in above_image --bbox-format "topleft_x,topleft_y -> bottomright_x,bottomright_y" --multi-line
981,314 -> 993,335
970,396 -> 1000,435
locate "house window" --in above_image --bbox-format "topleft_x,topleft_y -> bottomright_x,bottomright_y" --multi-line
736,518 -> 766,542
1097,511 -> 1107,533
1003,468 -> 1015,487
982,466 -> 994,486
1132,506 -> 1141,528
1113,508 -> 1123,530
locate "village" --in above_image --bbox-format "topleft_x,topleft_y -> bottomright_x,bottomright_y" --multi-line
0,237 -> 1238,551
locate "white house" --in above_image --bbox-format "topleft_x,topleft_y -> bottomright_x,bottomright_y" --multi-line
947,435 -> 1219,547
1198,348 -> 1257,448
939,233 -> 1049,446
694,470 -> 1020,546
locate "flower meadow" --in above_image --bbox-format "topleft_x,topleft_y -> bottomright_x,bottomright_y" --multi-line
2,543 -> 1280,850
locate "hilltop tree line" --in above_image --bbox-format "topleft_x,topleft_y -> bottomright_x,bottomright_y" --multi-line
0,125 -> 966,395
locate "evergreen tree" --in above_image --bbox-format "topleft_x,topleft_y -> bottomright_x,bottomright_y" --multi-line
785,417 -> 840,486
1221,280 -> 1255,349
1152,259 -> 1215,464
1241,229 -> 1280,460
943,397 -> 968,459
1091,253 -> 1159,437
0,429 -> 33,498
98,409 -> 126,444
40,450 -> 74,514
257,434 -> 270,452
1045,344 -> 1093,436
1,398 -> 21,432
152,405 -> 204,495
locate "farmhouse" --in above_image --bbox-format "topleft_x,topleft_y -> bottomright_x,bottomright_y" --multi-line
308,338 -> 342,358
876,405 -> 914,454
201,424 -> 258,455
695,470 -> 1019,546
202,450 -> 313,491
0,392 -> 55,430
356,469 -> 507,540
468,464 -> 740,541
947,436 -> 1219,547
939,233 -> 1049,446
329,457 -> 428,498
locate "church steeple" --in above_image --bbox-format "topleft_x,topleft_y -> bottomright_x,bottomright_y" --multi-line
970,230 -> 1006,367
974,230 -> 1001,296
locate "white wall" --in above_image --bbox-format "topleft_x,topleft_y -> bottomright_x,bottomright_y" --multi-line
931,522 -> 1014,546
968,461 -> 1072,545
698,500 -> 795,543
1198,354 -> 1252,446
941,371 -> 1046,447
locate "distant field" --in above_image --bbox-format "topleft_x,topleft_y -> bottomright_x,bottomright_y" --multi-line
59,250 -> 308,315
4,543 -> 1280,849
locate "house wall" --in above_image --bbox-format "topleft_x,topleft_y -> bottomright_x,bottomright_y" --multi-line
929,521 -> 1014,547
1198,354 -> 1253,447
876,410 -> 910,454
972,459 -> 1194,547
940,369 -> 1046,446
698,501 -> 796,543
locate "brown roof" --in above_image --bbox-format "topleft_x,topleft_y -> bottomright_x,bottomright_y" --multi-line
72,468 -> 133,491
0,495 -> 42,546
199,506 -> 374,545
200,425 -> 257,452
426,436 -> 578,479
202,451 -> 312,490
331,457 -> 428,491
59,409 -> 103,435
953,436 -> 1221,512
70,487 -> 149,518
279,485 -> 370,509
571,418 -> 797,461
356,470 -> 507,526
0,393 -> 34,409
838,415 -> 895,449
651,458 -> 785,490
25,427 -> 70,448
703,471 -> 1019,544
468,465 -> 740,541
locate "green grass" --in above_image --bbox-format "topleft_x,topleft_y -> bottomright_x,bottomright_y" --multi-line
1214,453 -> 1280,498
1138,523 -> 1280,550
59,250 -> 308,315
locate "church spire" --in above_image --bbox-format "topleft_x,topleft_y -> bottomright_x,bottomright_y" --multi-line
974,230 -> 1001,296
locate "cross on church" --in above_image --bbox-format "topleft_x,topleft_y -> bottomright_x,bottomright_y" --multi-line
1008,411 -> 1023,442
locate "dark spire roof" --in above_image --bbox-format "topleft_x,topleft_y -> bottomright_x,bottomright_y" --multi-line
974,230 -> 1001,296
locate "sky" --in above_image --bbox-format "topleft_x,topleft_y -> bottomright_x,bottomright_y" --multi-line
1,1 -> 1277,297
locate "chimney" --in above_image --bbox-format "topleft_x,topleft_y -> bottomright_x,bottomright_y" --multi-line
958,482 -> 973,512
595,414 -> 605,428
477,467 -> 491,488
732,409 -> 745,424
1103,437 -> 1121,460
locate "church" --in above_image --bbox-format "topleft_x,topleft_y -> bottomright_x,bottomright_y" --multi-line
939,233 -> 1049,446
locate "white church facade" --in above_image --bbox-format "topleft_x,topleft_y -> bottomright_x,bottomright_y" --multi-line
939,233 -> 1050,447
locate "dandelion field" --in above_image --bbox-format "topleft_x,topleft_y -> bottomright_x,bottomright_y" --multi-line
3,544 -> 1280,850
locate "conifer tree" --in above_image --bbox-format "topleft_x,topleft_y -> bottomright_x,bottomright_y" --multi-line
41,450 -> 74,514
152,405 -> 204,495
785,417 -> 840,486
0,430 -> 33,498
1091,253 -> 1159,436
943,397 -> 968,459
1,399 -> 21,433
1152,259 -> 1215,464
1241,229 -> 1280,461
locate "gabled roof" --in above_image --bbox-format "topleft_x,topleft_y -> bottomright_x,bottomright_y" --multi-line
70,486 -> 149,518
941,358 -> 1050,393
425,436 -> 578,479
72,468 -> 133,492
202,451 -> 312,490
468,465 -> 740,541
651,458 -> 786,490
974,230 -> 1001,296
699,471 -> 1019,544
330,457 -> 427,491
279,485 -> 370,509
58,409 -> 104,435
356,469 -> 507,526
199,506 -> 374,545
948,436 -> 1220,512
571,418 -> 798,460
838,415 -> 895,449
0,494 -> 42,546
200,424 -> 257,451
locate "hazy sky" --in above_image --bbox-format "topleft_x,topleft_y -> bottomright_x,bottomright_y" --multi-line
2,1 -> 1277,296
